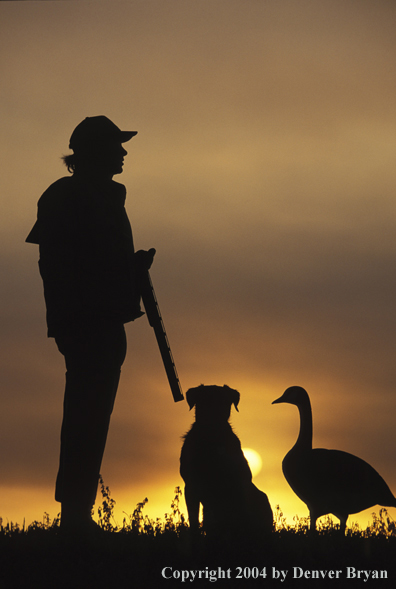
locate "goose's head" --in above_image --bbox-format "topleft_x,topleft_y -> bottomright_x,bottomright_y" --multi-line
272,385 -> 309,407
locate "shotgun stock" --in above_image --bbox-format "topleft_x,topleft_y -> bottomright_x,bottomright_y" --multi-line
139,269 -> 184,403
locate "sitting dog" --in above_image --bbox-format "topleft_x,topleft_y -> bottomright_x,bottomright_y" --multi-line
180,384 -> 273,543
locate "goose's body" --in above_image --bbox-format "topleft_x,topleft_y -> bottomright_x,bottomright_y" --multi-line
273,386 -> 396,533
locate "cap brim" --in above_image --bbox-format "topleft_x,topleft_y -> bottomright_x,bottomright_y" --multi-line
120,131 -> 137,142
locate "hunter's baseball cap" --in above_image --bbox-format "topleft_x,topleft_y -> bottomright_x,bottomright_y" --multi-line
69,116 -> 137,151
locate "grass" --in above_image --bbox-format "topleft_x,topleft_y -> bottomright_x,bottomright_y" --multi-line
1,479 -> 396,588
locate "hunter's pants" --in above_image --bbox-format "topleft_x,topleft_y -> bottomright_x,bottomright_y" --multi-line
54,322 -> 127,516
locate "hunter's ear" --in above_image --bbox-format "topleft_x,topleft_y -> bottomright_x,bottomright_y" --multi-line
224,385 -> 240,412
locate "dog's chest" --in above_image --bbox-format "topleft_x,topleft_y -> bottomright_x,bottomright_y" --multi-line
181,424 -> 246,481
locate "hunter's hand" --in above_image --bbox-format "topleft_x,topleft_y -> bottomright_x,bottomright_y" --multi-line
135,248 -> 156,271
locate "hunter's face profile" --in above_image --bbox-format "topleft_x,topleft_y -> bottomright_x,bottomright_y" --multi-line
95,141 -> 128,177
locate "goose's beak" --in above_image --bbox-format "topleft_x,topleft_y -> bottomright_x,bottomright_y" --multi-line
272,395 -> 284,405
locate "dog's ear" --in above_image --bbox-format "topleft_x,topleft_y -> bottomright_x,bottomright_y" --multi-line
186,385 -> 203,410
224,385 -> 240,412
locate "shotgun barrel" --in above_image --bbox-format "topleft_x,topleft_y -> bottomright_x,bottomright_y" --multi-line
139,269 -> 184,403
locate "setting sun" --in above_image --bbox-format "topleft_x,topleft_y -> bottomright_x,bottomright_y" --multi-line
242,448 -> 263,478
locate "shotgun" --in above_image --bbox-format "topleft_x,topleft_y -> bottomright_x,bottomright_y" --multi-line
139,268 -> 184,403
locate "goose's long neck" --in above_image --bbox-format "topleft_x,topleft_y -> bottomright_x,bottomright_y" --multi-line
294,396 -> 313,452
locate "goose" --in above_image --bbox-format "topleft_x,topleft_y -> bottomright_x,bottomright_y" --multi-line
272,386 -> 396,533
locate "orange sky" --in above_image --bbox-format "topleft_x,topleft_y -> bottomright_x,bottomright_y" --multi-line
1,0 -> 396,530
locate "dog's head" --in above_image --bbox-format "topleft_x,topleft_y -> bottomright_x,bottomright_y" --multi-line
186,384 -> 240,423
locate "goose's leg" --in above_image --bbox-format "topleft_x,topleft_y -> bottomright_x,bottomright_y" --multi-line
338,514 -> 348,535
309,511 -> 317,533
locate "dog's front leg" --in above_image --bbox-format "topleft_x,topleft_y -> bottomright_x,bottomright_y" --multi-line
184,484 -> 200,533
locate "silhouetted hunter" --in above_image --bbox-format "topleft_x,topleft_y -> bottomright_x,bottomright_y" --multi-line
26,116 -> 155,533
273,386 -> 396,533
